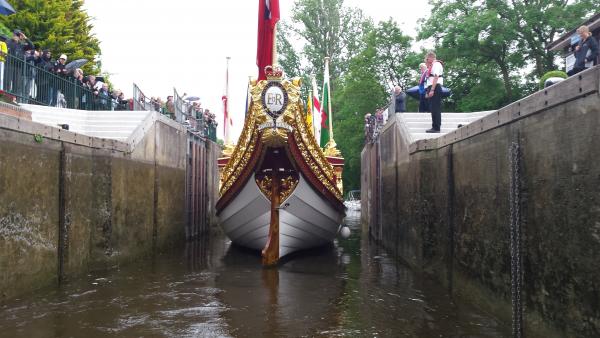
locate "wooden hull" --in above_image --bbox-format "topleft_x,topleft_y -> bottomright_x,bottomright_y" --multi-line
219,173 -> 344,259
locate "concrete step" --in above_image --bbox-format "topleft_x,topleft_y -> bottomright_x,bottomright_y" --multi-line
22,103 -> 152,141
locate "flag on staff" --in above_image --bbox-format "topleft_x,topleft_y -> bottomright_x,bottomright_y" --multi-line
311,76 -> 322,143
222,95 -> 232,139
320,58 -> 332,148
223,57 -> 232,144
306,92 -> 313,131
256,0 -> 280,80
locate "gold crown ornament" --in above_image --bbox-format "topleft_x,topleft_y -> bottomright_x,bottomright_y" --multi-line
265,65 -> 284,81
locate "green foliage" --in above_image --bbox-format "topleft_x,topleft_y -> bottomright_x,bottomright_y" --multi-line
0,0 -> 101,75
365,19 -> 417,90
539,70 -> 567,89
334,43 -> 387,193
418,0 -> 596,111
281,0 -> 371,85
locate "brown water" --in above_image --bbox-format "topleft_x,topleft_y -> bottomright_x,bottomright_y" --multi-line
0,211 -> 509,337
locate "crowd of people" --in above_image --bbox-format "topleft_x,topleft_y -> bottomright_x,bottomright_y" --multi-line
0,28 -> 130,110
0,27 -> 219,139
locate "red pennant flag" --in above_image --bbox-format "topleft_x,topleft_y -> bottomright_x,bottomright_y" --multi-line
256,0 -> 280,80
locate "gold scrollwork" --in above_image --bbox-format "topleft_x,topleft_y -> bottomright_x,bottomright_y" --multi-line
255,174 -> 299,202
220,78 -> 342,202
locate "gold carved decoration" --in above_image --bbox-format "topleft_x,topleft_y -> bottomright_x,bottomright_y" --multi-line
256,174 -> 299,202
219,78 -> 342,201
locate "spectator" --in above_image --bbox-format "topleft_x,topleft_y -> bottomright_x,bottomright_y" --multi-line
51,54 -> 68,106
81,75 -> 97,109
25,49 -> 41,101
71,68 -> 85,109
418,62 -> 430,112
0,35 -> 7,91
425,51 -> 444,133
38,50 -> 53,104
98,82 -> 110,110
568,25 -> 599,76
7,29 -> 34,98
393,85 -> 406,113
165,95 -> 175,119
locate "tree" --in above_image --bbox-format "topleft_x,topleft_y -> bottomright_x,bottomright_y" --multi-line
419,0 -> 596,110
365,19 -> 417,91
279,0 -> 371,85
490,0 -> 596,78
0,0 -> 101,75
333,34 -> 388,193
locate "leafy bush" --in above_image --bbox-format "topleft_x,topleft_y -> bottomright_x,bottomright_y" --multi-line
539,70 -> 567,89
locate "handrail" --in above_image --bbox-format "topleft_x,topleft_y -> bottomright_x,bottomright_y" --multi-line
1,52 -> 218,141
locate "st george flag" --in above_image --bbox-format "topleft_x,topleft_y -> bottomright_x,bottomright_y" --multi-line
311,76 -> 322,143
257,0 -> 280,80
320,59 -> 332,148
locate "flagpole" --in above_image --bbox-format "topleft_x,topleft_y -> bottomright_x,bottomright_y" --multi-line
325,57 -> 333,142
224,56 -> 231,144
272,22 -> 278,66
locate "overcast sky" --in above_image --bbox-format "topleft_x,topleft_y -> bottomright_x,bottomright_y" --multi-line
82,1 -> 430,141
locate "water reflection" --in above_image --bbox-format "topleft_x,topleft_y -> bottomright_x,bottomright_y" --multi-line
0,211 -> 508,337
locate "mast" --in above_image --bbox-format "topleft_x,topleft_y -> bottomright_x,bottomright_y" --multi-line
272,22 -> 278,66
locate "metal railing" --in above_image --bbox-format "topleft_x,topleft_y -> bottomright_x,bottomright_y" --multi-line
173,88 -> 217,141
364,101 -> 391,144
2,53 -> 218,141
3,53 -> 122,110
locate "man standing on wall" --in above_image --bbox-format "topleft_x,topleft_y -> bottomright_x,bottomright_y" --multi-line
425,51 -> 443,133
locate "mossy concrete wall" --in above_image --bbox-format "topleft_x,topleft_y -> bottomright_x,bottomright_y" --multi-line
0,114 -> 218,301
362,67 -> 600,336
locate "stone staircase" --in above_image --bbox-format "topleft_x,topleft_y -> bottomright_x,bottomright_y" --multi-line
399,111 -> 494,141
21,104 -> 151,142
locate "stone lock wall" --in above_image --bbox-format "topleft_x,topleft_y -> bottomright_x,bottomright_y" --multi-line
0,114 -> 219,301
362,67 -> 600,336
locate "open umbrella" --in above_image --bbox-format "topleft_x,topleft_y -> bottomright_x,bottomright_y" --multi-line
184,96 -> 200,102
0,0 -> 16,16
65,58 -> 88,72
406,85 -> 451,100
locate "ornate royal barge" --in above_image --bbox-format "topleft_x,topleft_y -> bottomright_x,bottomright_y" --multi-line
216,67 -> 345,266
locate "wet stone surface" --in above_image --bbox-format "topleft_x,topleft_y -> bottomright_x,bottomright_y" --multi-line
0,211 -> 509,337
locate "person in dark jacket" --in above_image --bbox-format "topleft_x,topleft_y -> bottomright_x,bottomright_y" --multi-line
50,54 -> 68,106
418,62 -> 430,112
569,25 -> 599,76
6,29 -> 34,99
394,85 -> 406,113
37,50 -> 53,104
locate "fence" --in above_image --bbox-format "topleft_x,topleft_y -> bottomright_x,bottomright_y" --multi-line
2,53 -> 125,111
2,53 -> 217,141
173,88 -> 217,142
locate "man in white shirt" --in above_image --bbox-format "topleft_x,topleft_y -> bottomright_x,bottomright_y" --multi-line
425,51 -> 443,133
